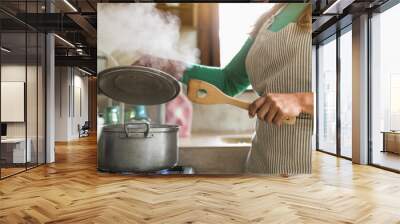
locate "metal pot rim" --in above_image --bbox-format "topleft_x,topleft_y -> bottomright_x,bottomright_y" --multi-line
98,65 -> 181,105
103,123 -> 179,133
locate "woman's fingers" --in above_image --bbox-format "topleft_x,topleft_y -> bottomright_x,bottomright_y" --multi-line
256,100 -> 272,120
249,94 -> 289,126
273,111 -> 285,126
249,93 -> 303,126
265,104 -> 279,123
249,96 -> 266,118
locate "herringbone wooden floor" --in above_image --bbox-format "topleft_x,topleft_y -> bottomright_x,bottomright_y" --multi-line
1,135 -> 400,224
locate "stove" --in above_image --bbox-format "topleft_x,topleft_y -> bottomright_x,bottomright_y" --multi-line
156,166 -> 195,175
116,166 -> 195,175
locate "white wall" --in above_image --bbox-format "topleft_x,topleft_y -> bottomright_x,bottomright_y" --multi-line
55,67 -> 89,141
1,65 -> 37,138
1,65 -> 27,139
55,67 -> 68,141
72,74 -> 89,138
1,64 -> 46,164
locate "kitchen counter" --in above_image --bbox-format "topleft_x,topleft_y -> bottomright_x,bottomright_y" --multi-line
179,132 -> 252,148
178,132 -> 253,174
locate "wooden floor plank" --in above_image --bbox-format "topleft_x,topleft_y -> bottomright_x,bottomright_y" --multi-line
0,135 -> 400,223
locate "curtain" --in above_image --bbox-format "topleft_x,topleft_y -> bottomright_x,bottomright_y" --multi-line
197,3 -> 220,67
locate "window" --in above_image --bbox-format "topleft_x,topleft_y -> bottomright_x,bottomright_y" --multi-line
316,25 -> 353,159
218,3 -> 274,66
339,28 -> 352,158
317,37 -> 337,154
0,1 -> 47,179
370,3 -> 400,171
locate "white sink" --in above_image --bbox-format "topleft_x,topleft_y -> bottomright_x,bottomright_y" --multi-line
221,136 -> 252,144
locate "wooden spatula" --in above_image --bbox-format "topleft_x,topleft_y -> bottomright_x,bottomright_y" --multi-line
187,79 -> 296,125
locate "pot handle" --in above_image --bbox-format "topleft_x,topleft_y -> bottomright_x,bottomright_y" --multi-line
124,121 -> 151,138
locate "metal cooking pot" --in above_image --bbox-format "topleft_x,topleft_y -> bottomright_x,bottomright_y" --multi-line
98,121 -> 179,172
97,66 -> 182,173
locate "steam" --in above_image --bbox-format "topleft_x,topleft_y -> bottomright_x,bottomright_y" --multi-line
98,3 -> 199,66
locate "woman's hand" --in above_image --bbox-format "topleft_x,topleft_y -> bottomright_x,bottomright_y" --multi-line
133,54 -> 187,79
248,92 -> 313,126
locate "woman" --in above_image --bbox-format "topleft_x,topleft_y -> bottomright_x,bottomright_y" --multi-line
136,3 -> 314,175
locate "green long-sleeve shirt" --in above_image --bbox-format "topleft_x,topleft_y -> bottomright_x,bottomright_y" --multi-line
181,3 -> 308,97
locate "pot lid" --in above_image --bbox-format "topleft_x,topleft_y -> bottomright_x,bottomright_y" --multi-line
98,66 -> 180,105
103,123 -> 179,133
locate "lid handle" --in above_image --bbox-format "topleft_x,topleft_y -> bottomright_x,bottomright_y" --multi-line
124,121 -> 151,138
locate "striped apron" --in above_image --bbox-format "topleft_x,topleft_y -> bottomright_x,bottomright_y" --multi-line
245,20 -> 313,175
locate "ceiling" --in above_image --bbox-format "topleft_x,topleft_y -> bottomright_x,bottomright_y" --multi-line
312,0 -> 392,44
0,0 -> 98,73
1,0 -> 395,73
0,0 -> 164,74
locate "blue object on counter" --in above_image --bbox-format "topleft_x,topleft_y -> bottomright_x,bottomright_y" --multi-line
105,106 -> 121,124
134,105 -> 148,120
125,105 -> 149,122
